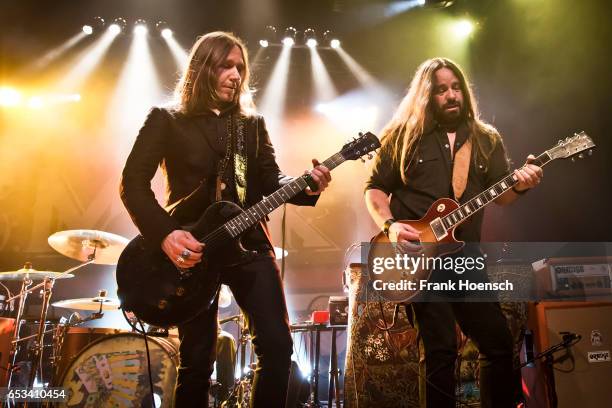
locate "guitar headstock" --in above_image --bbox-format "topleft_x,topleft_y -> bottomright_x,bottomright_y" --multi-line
340,132 -> 381,161
547,131 -> 595,160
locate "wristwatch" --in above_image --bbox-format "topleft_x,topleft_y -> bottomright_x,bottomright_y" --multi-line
383,218 -> 396,237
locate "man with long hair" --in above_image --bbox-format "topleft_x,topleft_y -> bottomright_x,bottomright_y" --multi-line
120,32 -> 331,407
365,58 -> 542,407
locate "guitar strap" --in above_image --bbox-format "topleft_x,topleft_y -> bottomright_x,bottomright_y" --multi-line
452,137 -> 472,201
215,112 -> 247,205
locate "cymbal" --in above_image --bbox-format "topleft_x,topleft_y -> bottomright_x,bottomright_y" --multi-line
0,269 -> 74,281
48,229 -> 129,265
52,297 -> 120,311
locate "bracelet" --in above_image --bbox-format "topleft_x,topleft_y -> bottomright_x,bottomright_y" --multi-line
512,186 -> 529,195
383,218 -> 396,237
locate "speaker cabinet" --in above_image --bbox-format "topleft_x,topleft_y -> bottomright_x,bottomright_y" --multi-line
525,301 -> 612,408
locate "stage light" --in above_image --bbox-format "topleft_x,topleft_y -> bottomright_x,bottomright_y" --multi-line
134,19 -> 148,35
156,21 -> 172,38
323,30 -> 341,49
82,16 -> 104,35
283,26 -> 297,47
110,17 -> 127,35
453,19 -> 475,38
0,87 -> 22,107
260,25 -> 277,46
304,28 -> 318,48
93,16 -> 105,29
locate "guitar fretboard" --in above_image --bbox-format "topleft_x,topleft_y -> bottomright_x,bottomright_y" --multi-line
203,153 -> 345,246
441,152 -> 551,230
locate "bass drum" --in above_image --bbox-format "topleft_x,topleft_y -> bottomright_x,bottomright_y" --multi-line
58,332 -> 178,407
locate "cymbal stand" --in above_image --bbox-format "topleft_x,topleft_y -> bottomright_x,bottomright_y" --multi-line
6,275 -> 33,388
27,277 -> 55,389
222,313 -> 254,407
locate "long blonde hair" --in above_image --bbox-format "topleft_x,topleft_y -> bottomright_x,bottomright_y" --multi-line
175,31 -> 254,115
381,58 -> 500,183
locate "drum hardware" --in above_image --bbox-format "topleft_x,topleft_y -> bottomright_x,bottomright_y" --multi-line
1,228 -> 129,395
220,313 -> 256,408
0,263 -> 75,391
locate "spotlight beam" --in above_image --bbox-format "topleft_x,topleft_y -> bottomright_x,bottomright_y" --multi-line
258,45 -> 293,139
335,47 -> 378,88
107,30 -> 165,163
24,32 -> 88,73
163,34 -> 189,71
309,47 -> 337,103
55,28 -> 119,91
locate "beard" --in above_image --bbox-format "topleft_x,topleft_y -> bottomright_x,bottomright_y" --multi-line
434,102 -> 464,126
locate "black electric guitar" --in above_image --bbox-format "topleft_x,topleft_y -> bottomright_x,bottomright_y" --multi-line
367,131 -> 595,303
116,132 -> 380,327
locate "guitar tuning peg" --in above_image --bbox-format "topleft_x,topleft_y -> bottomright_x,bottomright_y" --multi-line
571,157 -> 575,162
367,153 -> 373,160
588,149 -> 593,156
578,153 -> 584,159
358,132 -> 364,136
360,157 -> 366,163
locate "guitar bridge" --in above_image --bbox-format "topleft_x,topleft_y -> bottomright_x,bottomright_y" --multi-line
430,218 -> 447,241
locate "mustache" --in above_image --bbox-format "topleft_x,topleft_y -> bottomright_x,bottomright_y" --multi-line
444,102 -> 461,109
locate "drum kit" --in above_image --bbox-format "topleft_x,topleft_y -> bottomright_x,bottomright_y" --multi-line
0,229 -> 179,407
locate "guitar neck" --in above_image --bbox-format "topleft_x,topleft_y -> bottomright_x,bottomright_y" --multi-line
206,153 -> 345,243
441,151 -> 553,230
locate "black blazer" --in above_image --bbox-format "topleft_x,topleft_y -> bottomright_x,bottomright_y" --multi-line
120,107 -> 318,247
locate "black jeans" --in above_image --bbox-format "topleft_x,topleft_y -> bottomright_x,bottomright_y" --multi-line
174,253 -> 293,407
411,301 -> 515,408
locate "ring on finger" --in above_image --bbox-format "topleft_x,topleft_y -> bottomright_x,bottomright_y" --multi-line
176,256 -> 185,264
181,249 -> 191,259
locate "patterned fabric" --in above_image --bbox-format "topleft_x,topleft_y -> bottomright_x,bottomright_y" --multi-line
344,265 -> 527,407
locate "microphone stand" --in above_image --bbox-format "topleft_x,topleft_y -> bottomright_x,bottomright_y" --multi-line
521,332 -> 581,408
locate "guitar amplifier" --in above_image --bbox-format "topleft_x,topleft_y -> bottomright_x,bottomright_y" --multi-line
328,296 -> 348,326
533,257 -> 612,298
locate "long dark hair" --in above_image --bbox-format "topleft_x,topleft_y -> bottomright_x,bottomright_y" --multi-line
380,57 -> 501,183
175,31 -> 254,115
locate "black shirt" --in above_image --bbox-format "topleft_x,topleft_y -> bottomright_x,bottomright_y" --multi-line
366,121 -> 510,242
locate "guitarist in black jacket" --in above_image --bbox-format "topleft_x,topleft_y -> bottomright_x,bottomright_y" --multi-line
120,32 -> 331,407
365,58 -> 542,408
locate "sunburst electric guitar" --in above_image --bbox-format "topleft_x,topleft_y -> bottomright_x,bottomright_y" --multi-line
367,131 -> 595,303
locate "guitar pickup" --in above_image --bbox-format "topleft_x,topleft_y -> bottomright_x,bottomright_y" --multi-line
430,218 -> 447,241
